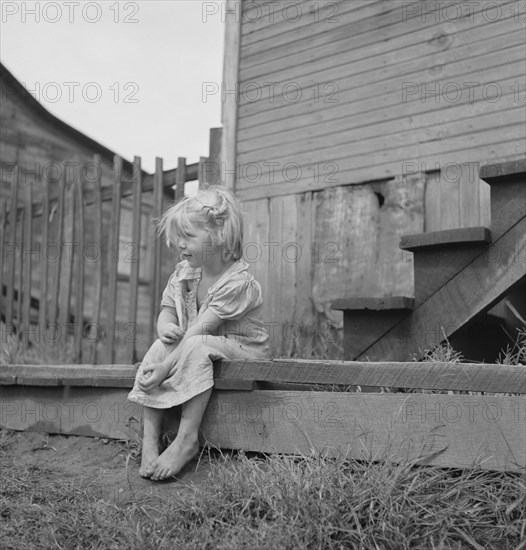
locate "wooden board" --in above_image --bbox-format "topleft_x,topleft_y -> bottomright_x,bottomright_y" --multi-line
1,384 -> 523,471
3,358 -> 525,394
201,390 -> 525,471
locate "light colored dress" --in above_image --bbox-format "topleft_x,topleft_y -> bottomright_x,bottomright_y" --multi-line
128,259 -> 270,409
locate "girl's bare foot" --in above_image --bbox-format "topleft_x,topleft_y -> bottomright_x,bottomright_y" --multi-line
150,435 -> 199,481
139,439 -> 160,478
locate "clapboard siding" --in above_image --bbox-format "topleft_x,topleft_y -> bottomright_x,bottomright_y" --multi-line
229,0 -> 525,357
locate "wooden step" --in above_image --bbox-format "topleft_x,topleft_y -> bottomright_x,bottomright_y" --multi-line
1,360 -> 525,472
400,227 -> 491,305
480,159 -> 526,239
331,296 -> 414,360
358,215 -> 526,361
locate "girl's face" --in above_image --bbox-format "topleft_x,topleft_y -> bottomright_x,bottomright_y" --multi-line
176,224 -> 218,268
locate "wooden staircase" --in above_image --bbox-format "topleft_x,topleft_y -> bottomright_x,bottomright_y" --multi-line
332,159 -> 526,361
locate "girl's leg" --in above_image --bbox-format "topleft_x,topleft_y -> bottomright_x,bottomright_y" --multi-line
140,406 -> 164,478
150,387 -> 212,481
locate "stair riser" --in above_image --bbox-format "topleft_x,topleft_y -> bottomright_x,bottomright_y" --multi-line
489,177 -> 526,239
343,310 -> 410,360
412,245 -> 488,306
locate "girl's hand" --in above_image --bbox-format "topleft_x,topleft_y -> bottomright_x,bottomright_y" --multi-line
159,322 -> 184,344
138,362 -> 172,393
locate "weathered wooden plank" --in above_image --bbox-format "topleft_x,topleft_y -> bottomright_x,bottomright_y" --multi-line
0,385 -> 140,441
58,173 -> 75,332
2,359 -> 525,393
21,180 -> 33,342
400,227 -> 491,250
38,177 -> 50,331
175,157 -> 186,201
49,170 -> 65,331
294,192 -> 315,354
15,210 -> 24,328
88,155 -> 103,364
201,391 -> 525,471
6,166 -> 19,324
222,0 -> 242,190
487,175 -> 526,239
149,157 -> 164,344
106,156 -> 123,363
208,127 -> 223,185
332,297 -> 414,311
480,158 -> 526,181
124,157 -> 142,364
0,199 -> 6,317
74,171 -> 85,361
360,216 -> 526,361
2,385 -> 522,471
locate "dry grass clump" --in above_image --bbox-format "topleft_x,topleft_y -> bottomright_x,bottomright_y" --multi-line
1,436 -> 524,550
0,322 -> 76,366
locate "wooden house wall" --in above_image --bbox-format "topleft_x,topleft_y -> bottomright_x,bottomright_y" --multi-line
232,0 -> 526,357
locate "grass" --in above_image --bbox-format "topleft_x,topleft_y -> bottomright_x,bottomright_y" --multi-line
1,436 -> 525,550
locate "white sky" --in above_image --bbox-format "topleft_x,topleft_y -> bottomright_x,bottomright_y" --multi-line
0,0 -> 226,173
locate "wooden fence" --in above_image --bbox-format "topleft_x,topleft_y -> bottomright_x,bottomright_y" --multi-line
0,152 -> 220,365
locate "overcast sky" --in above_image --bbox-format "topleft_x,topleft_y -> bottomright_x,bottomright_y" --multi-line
0,0 -> 226,173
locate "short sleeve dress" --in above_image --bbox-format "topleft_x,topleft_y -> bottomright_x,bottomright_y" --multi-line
127,259 -> 271,409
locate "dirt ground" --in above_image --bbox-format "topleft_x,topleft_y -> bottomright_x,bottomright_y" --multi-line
1,429 -> 216,505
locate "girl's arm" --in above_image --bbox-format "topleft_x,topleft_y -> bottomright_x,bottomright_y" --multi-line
138,308 -> 222,393
157,306 -> 184,344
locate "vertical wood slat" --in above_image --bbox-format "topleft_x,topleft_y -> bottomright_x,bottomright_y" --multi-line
0,199 -> 6,319
198,156 -> 208,189
124,156 -> 142,364
106,156 -> 123,363
149,157 -> 164,344
74,169 -> 85,361
58,166 -> 76,333
21,182 -> 33,342
459,163 -> 480,228
39,177 -> 50,332
15,209 -> 24,330
49,170 -> 66,333
175,157 -> 186,201
89,155 -> 103,364
208,127 -> 223,185
6,166 -> 19,324
424,171 -> 441,232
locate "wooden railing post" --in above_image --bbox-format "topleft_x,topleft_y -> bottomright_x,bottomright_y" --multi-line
149,157 -> 164,344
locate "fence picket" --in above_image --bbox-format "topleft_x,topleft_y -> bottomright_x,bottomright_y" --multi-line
88,155 -> 103,364
124,156 -> 142,364
49,171 -> 65,337
106,156 -> 122,363
16,209 -> 23,330
6,167 -> 19,325
149,157 -> 163,343
21,183 -> 33,342
0,199 -> 6,319
74,171 -> 85,362
175,157 -> 186,201
39,177 -> 50,332
58,170 -> 75,335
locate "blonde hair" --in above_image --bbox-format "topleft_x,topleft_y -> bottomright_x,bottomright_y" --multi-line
158,186 -> 243,262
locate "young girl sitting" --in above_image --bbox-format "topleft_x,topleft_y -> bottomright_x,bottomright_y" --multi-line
128,185 -> 270,481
